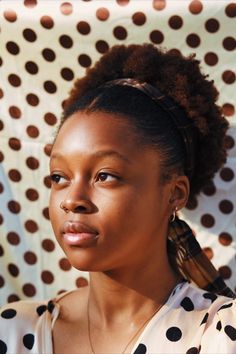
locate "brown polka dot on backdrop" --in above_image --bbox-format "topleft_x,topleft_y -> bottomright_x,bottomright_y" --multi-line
189,0 -> 203,14
23,28 -> 37,42
43,175 -> 52,189
0,276 -> 5,288
59,34 -> 73,48
40,15 -> 54,29
25,188 -> 39,201
22,283 -> 36,297
8,263 -> 19,277
0,0 -> 235,304
42,238 -> 55,252
7,232 -> 20,246
150,30 -> 164,44
60,2 -> 73,15
9,106 -> 22,119
26,93 -> 39,106
26,157 -> 39,170
41,270 -> 54,284
96,8 -> 110,21
203,247 -> 214,260
4,10 -> 17,22
42,48 -> 56,62
202,181 -> 216,196
113,26 -> 127,40
8,169 -> 22,182
168,15 -> 183,30
95,40 -> 109,53
132,12 -> 146,26
25,61 -> 39,74
59,258 -> 72,271
24,251 -> 37,265
7,294 -> 20,303
24,0 -> 38,9
77,21 -> 91,34
6,41 -> 20,55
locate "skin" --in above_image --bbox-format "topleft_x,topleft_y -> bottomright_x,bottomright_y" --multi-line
49,111 -> 189,354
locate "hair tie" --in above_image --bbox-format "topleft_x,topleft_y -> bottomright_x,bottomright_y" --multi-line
167,217 -> 235,298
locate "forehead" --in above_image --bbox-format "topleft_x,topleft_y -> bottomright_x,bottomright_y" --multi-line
51,111 -> 162,168
53,111 -> 141,154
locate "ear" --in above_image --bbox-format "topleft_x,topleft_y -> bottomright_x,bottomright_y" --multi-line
169,175 -> 190,211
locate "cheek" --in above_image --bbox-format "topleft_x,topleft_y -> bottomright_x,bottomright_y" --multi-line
98,188 -> 164,236
49,190 -> 61,233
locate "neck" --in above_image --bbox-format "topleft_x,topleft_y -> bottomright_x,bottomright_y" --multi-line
88,257 -> 180,326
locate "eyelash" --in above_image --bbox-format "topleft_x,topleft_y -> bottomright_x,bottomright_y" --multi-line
50,174 -> 66,184
96,172 -> 118,183
50,172 -> 119,185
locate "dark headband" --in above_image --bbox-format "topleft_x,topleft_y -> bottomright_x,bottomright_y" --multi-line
100,78 -> 196,179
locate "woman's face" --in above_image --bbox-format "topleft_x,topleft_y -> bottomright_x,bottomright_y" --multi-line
49,111 -> 175,272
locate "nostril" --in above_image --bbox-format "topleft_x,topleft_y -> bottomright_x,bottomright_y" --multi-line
64,199 -> 97,214
74,205 -> 88,213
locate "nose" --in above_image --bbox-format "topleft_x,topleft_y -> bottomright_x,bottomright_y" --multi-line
60,199 -> 95,214
60,183 -> 97,214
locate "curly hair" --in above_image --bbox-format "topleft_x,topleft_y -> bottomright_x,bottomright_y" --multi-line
61,44 -> 229,206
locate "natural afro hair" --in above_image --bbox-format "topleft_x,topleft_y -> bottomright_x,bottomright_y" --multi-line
62,44 -> 229,205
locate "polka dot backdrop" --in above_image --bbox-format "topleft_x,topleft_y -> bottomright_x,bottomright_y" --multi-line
0,0 -> 235,304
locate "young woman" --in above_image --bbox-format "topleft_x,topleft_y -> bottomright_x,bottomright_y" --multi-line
0,44 -> 235,354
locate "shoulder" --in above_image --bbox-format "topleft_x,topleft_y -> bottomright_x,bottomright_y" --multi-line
164,282 -> 235,332
179,282 -> 235,323
199,297 -> 236,353
170,281 -> 232,312
156,282 -> 236,353
182,283 -> 236,353
54,286 -> 88,322
0,298 -> 47,326
0,296 -> 57,325
0,296 -> 59,353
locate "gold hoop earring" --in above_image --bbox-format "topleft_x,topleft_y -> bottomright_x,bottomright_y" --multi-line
60,202 -> 69,214
170,207 -> 178,223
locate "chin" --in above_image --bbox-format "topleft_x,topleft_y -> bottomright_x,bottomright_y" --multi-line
65,253 -> 104,272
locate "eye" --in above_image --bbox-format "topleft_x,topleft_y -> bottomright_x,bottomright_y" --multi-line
96,172 -> 117,183
50,174 -> 66,184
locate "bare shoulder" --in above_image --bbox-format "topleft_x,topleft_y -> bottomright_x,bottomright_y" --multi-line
52,286 -> 90,354
55,285 -> 89,322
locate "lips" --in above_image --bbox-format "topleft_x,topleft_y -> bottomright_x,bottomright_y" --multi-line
63,220 -> 98,234
62,221 -> 99,247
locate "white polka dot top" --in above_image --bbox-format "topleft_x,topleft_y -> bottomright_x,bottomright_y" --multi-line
0,281 -> 236,354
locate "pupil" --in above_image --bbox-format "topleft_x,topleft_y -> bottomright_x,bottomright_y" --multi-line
100,173 -> 107,181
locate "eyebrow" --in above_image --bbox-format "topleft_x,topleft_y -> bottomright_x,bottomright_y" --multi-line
50,150 -> 131,164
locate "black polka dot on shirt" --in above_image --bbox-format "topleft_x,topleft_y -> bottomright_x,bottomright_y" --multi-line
133,343 -> 147,353
180,297 -> 194,311
203,292 -> 217,303
36,304 -> 47,316
219,302 -> 233,311
216,321 -> 222,331
224,325 -> 236,341
23,333 -> 35,349
0,340 -> 7,354
47,300 -> 55,313
200,312 -> 209,325
166,326 -> 182,341
1,308 -> 17,319
186,347 -> 199,354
